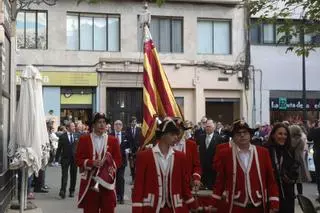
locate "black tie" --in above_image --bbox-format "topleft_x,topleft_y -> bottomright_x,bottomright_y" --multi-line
70,134 -> 73,144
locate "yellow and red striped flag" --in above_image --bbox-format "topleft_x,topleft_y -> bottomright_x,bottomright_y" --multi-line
141,25 -> 183,146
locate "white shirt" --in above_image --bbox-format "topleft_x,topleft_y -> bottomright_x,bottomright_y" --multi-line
153,144 -> 174,172
174,139 -> 185,152
153,144 -> 174,207
92,133 -> 105,156
205,132 -> 214,148
236,145 -> 253,170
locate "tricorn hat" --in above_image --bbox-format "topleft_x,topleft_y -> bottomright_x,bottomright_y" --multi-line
155,117 -> 181,139
231,119 -> 258,136
92,112 -> 110,124
172,117 -> 192,131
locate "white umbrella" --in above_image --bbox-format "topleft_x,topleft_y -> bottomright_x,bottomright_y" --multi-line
8,65 -> 50,212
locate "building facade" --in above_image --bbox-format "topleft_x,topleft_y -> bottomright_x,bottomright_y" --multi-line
0,0 -> 16,212
250,18 -> 320,124
16,0 -> 252,127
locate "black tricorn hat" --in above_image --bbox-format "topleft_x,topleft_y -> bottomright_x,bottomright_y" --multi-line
92,112 -> 110,124
231,119 -> 258,136
172,117 -> 192,131
155,117 -> 181,139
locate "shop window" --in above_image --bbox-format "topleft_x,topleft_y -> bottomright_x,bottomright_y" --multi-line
67,13 -> 120,52
197,19 -> 231,54
16,10 -> 47,49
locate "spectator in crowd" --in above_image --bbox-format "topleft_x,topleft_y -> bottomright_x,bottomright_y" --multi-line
110,120 -> 130,204
49,126 -> 59,166
199,119 -> 222,189
265,123 -> 299,213
307,119 -> 320,201
126,116 -> 142,183
194,116 -> 207,145
289,125 -> 311,195
56,122 -> 78,199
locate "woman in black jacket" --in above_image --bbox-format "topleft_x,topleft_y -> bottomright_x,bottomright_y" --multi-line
264,122 -> 299,213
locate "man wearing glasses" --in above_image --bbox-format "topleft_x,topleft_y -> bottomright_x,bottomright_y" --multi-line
211,120 -> 279,213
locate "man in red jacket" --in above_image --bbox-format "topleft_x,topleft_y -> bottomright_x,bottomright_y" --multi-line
75,113 -> 122,213
132,118 -> 197,213
212,120 -> 279,213
174,119 -> 201,190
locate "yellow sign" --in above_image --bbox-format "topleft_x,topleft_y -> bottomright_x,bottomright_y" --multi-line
61,94 -> 92,105
16,71 -> 98,86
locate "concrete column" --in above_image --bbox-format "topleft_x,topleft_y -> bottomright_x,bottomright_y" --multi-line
100,84 -> 107,113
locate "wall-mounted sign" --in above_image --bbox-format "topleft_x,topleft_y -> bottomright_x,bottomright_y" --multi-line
270,98 -> 320,111
16,71 -> 98,86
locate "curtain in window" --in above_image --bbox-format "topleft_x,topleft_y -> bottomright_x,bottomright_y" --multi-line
94,17 -> 106,51
25,12 -> 36,48
263,24 -> 274,43
108,17 -> 120,51
67,15 -> 79,50
80,16 -> 93,50
214,21 -> 230,54
151,18 -> 160,50
159,19 -> 171,52
172,19 -> 182,53
197,21 -> 213,54
37,12 -> 47,49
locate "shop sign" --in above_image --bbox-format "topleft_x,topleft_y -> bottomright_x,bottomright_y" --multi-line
270,98 -> 320,111
16,71 -> 98,86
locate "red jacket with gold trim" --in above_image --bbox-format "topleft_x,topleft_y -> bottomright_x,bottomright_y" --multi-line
132,147 -> 197,213
212,144 -> 279,213
75,134 -> 122,208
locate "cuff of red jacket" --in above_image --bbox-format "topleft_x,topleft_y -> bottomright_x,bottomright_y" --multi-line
84,159 -> 93,170
269,196 -> 280,209
192,173 -> 201,181
185,197 -> 198,210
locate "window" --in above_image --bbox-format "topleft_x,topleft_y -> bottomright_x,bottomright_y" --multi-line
67,13 -> 120,51
197,19 -> 231,54
16,11 -> 47,49
250,19 -> 320,45
138,16 -> 183,53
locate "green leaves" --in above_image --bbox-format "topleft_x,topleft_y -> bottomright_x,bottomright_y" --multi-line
249,0 -> 320,57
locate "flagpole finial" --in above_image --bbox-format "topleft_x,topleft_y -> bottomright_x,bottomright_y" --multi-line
139,0 -> 151,27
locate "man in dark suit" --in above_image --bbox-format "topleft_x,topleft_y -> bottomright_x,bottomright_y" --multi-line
110,120 -> 130,204
126,116 -> 141,183
199,119 -> 222,189
194,116 -> 207,145
55,122 -> 78,199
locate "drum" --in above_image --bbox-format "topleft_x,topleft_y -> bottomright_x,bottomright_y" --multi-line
192,190 -> 214,213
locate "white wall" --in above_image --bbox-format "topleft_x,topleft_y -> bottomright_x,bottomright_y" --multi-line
251,45 -> 320,123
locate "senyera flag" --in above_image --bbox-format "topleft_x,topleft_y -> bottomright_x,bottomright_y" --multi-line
141,25 -> 183,146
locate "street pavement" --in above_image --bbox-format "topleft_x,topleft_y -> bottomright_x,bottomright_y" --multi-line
21,166 -> 320,213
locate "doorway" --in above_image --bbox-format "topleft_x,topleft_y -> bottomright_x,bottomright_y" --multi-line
106,88 -> 143,127
205,98 -> 240,124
